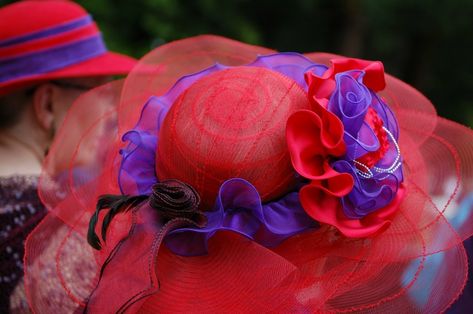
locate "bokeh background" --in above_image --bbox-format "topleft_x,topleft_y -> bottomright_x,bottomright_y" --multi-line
2,0 -> 472,126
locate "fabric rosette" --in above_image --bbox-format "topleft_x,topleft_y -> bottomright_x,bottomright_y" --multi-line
23,35 -> 473,313
287,58 -> 405,238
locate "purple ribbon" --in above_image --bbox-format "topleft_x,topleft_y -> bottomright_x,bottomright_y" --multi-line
327,70 -> 403,218
0,15 -> 93,48
0,35 -> 107,83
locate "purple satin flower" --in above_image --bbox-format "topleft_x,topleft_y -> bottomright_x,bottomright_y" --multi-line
328,70 -> 403,219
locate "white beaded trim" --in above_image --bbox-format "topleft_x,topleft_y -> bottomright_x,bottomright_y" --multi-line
353,126 -> 401,179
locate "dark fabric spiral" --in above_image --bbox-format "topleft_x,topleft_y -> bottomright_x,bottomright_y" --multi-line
149,179 -> 204,222
87,180 -> 204,250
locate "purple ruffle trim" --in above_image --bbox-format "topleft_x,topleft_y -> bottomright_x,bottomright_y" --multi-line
165,178 -> 317,256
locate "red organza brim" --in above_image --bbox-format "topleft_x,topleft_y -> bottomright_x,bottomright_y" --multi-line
24,35 -> 473,313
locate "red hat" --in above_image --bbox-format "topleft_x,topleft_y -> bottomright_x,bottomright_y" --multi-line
24,35 -> 473,313
0,0 -> 137,96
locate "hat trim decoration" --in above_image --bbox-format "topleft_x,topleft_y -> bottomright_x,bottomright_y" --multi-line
85,52 -> 404,262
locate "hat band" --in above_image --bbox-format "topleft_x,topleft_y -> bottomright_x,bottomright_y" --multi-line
0,15 -> 93,48
0,35 -> 107,83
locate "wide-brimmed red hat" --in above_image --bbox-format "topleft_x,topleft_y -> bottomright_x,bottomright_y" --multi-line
0,0 -> 137,96
24,35 -> 473,313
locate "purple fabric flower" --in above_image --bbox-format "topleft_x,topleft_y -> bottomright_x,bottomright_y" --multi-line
327,70 -> 403,219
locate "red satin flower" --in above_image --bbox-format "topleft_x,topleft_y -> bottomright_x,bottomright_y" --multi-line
300,184 -> 405,238
305,58 -> 385,108
286,106 -> 355,230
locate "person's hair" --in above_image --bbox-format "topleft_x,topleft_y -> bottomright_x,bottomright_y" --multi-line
0,87 -> 36,129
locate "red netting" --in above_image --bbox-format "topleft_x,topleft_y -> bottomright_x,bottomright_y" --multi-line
24,36 -> 473,313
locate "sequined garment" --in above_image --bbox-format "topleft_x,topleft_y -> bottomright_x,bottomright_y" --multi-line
0,175 -> 46,313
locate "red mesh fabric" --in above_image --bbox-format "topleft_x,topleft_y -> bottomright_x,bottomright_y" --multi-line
24,36 -> 473,313
24,80 -> 132,312
118,36 -> 274,136
157,66 -> 309,208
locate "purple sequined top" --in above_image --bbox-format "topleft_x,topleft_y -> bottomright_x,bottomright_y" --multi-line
0,175 -> 46,313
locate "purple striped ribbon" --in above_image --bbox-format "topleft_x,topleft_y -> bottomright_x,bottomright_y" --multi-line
0,15 -> 93,48
0,35 -> 107,83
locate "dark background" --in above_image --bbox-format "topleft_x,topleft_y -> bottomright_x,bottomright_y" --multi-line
3,0 -> 473,126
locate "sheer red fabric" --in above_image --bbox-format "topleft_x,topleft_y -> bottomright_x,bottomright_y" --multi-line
24,36 -> 473,313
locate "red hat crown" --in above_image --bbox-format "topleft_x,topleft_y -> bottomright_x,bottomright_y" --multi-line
156,66 -> 310,209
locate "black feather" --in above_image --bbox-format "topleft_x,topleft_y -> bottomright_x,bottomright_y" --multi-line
87,194 -> 147,250
101,195 -> 147,243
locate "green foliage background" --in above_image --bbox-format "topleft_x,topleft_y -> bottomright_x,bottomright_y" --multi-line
2,0 -> 472,126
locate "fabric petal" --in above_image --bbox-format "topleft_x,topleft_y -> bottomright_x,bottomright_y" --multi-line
330,58 -> 386,92
328,71 -> 371,136
301,182 -> 405,238
286,109 -> 345,179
